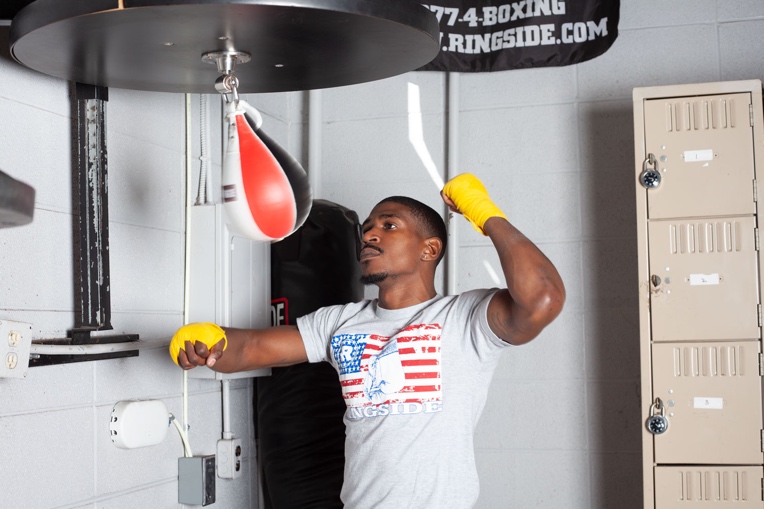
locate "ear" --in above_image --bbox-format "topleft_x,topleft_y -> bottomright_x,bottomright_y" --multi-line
421,237 -> 443,262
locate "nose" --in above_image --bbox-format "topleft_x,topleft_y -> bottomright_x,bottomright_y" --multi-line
362,226 -> 379,244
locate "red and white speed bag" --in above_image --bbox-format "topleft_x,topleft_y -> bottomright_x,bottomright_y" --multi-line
222,99 -> 312,241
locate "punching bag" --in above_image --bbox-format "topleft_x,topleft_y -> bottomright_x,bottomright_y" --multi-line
257,199 -> 363,509
222,98 -> 312,241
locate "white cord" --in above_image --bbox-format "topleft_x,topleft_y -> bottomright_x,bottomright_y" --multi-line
170,414 -> 193,458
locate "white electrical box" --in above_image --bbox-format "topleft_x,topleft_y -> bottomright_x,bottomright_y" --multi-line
0,319 -> 32,379
186,203 -> 271,379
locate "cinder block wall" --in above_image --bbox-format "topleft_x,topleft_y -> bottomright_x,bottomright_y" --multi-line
1,1 -> 763,508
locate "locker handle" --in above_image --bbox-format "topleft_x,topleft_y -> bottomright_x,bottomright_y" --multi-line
640,153 -> 661,189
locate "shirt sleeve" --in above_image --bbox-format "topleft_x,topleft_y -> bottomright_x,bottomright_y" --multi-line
295,304 -> 345,364
462,289 -> 513,359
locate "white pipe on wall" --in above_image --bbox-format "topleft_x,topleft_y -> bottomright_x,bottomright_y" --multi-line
308,89 -> 323,199
446,72 -> 460,296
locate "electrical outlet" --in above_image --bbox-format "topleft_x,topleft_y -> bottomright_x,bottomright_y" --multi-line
216,438 -> 242,479
0,320 -> 32,379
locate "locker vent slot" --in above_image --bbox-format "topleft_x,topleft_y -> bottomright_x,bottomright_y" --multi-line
668,221 -> 742,254
674,469 -> 749,502
672,346 -> 744,377
664,98 -> 737,132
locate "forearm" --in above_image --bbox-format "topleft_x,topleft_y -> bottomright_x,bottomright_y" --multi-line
484,217 -> 566,339
214,325 -> 308,373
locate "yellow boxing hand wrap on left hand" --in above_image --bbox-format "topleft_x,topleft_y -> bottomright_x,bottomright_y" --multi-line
442,173 -> 507,235
169,322 -> 227,366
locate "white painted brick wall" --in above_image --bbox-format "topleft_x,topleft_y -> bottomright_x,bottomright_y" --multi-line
2,2 -> 763,508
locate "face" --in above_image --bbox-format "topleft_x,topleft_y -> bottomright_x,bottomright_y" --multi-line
359,202 -> 428,286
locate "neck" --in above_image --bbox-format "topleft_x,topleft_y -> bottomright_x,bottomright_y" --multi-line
376,280 -> 437,310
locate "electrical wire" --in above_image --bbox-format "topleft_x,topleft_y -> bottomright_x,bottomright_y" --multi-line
169,413 -> 193,457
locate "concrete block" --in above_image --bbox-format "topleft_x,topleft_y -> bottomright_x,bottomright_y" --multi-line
475,450 -> 591,509
460,65 -> 576,111
586,379 -> 642,453
0,409 -> 95,509
720,20 -> 764,80
459,104 -> 579,177
577,25 -> 719,101
474,379 -> 587,450
585,306 -> 641,380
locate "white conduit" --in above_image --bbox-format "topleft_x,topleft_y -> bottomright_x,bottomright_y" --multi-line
182,92 -> 194,446
308,89 -> 322,199
446,72 -> 460,296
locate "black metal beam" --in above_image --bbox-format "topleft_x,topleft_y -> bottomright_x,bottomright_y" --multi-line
31,83 -> 138,367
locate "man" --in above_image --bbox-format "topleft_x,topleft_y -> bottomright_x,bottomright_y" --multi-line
170,173 -> 565,508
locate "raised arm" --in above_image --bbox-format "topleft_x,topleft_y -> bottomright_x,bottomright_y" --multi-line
442,173 -> 565,345
170,323 -> 308,372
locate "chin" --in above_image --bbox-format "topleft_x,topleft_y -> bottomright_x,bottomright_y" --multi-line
360,272 -> 388,286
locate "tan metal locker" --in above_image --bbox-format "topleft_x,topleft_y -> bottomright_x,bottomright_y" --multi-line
643,93 -> 756,220
652,341 -> 763,464
634,80 -> 764,509
647,216 -> 760,342
655,466 -> 764,507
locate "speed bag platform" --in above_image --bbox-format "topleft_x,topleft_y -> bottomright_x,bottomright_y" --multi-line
256,199 -> 363,509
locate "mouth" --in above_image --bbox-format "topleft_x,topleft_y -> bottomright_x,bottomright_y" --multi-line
359,245 -> 381,261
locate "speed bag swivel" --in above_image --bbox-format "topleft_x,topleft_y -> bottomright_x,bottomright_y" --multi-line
222,98 -> 312,242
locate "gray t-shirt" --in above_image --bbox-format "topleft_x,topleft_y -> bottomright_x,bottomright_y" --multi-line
296,288 -> 510,508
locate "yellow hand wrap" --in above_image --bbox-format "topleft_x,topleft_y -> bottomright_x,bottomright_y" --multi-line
442,173 -> 507,235
169,322 -> 227,366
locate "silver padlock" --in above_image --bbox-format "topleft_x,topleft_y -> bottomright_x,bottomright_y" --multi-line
640,153 -> 661,189
646,397 -> 668,435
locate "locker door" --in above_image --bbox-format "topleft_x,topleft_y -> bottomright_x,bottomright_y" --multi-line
647,216 -> 760,342
655,466 -> 764,508
652,341 -> 764,465
643,93 -> 756,219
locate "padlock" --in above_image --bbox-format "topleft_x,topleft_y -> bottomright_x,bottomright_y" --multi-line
646,397 -> 668,435
640,154 -> 661,189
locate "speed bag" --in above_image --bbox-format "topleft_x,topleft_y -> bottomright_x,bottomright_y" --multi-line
222,99 -> 312,242
257,199 -> 363,509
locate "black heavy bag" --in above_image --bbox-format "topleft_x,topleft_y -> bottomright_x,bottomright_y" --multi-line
257,199 -> 363,509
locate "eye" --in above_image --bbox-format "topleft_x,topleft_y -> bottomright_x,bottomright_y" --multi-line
383,222 -> 397,230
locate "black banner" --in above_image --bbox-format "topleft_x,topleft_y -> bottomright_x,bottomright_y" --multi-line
418,0 -> 620,72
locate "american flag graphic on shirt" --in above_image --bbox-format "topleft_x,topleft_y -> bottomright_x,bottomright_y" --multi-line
331,323 -> 443,420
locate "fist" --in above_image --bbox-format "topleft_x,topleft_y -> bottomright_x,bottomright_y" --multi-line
169,322 -> 227,368
441,173 -> 506,235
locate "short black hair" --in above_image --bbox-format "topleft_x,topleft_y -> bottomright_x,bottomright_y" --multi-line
377,196 -> 447,263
